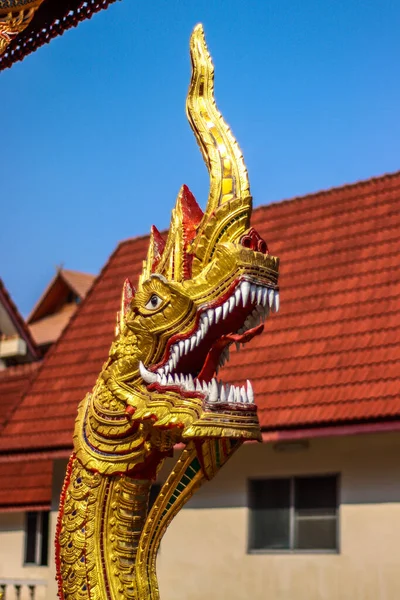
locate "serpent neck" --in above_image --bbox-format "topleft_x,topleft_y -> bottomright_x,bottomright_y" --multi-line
57,456 -> 152,600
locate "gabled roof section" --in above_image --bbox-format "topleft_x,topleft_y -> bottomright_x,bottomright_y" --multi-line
0,171 -> 399,453
27,268 -> 95,348
28,268 -> 95,324
0,278 -> 40,361
62,269 -> 96,300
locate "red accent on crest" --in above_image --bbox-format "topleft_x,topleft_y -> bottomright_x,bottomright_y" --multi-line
150,225 -> 166,273
122,278 -> 135,315
240,227 -> 269,255
179,185 -> 203,280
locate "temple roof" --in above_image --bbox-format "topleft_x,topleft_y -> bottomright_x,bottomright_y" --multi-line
28,268 -> 95,349
0,0 -> 117,71
0,170 -> 399,459
0,362 -> 39,432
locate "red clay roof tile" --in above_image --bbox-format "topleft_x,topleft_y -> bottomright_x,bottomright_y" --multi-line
0,362 -> 40,431
0,459 -> 52,509
1,172 -> 400,453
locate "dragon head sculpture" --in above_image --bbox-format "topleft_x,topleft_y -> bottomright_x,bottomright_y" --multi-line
58,24 -> 282,600
74,24 -> 279,479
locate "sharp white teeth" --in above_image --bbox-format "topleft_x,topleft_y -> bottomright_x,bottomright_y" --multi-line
172,353 -> 177,369
174,345 -> 180,360
161,374 -> 167,385
268,289 -> 274,308
174,374 -> 180,385
165,364 -> 170,376
179,341 -> 185,356
168,374 -> 174,385
195,380 -> 202,392
196,330 -> 202,345
187,374 -> 195,391
250,284 -> 257,303
241,281 -> 250,306
262,288 -> 268,306
139,361 -> 158,384
157,367 -> 164,377
246,380 -> 254,404
184,338 -> 190,354
202,381 -> 208,393
240,385 -> 248,403
229,296 -> 235,313
222,301 -> 229,320
257,286 -> 263,304
228,386 -> 235,403
215,306 -> 222,323
235,387 -> 241,403
202,315 -> 209,335
190,336 -> 197,351
274,292 -> 280,313
209,379 -> 219,402
220,385 -> 227,403
235,287 -> 241,307
207,309 -> 214,326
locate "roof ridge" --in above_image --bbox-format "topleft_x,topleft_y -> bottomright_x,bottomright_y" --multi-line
254,169 -> 400,213
113,170 -> 400,248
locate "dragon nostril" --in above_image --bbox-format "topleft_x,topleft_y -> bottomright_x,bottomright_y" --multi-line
241,229 -> 269,254
258,239 -> 268,255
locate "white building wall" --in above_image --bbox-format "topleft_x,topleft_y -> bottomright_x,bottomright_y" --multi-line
0,512 -> 48,600
157,432 -> 400,600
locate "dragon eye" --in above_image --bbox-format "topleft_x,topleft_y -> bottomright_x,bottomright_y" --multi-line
145,294 -> 163,310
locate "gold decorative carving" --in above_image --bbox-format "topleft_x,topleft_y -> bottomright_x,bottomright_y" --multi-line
56,24 -> 280,600
0,3 -> 42,55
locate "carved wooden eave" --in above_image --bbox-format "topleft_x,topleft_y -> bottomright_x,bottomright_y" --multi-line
0,0 -> 117,70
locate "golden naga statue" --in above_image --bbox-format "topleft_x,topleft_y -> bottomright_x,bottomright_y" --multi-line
56,24 -> 280,600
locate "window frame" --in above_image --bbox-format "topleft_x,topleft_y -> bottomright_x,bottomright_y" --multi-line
24,510 -> 50,566
247,473 -> 340,555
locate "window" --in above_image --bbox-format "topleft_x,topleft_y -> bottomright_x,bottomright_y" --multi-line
248,475 -> 338,552
24,511 -> 49,565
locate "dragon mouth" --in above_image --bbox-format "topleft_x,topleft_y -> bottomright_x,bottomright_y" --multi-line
140,279 -> 279,408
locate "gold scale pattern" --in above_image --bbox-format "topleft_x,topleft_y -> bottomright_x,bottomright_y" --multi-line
56,24 -> 280,600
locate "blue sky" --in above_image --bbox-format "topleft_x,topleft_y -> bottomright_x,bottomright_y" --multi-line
2,0 -> 400,315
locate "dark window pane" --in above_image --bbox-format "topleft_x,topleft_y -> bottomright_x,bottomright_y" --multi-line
295,517 -> 337,550
25,512 -> 37,563
40,512 -> 50,566
249,479 -> 290,550
295,476 -> 337,517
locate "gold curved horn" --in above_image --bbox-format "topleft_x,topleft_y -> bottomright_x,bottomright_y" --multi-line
186,24 -> 251,227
